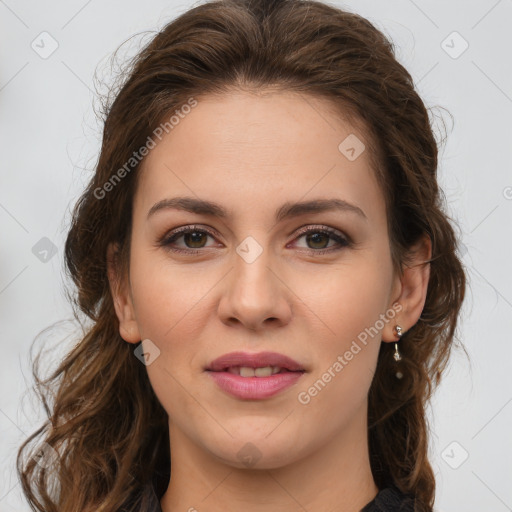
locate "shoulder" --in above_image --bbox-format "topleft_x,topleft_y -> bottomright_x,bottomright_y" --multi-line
360,484 -> 421,512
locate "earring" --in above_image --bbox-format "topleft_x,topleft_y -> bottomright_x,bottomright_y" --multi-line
393,324 -> 403,361
393,325 -> 403,379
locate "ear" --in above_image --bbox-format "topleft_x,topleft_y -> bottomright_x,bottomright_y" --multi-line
382,234 -> 432,342
107,242 -> 141,344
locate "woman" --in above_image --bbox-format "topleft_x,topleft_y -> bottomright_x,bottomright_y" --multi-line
17,0 -> 466,510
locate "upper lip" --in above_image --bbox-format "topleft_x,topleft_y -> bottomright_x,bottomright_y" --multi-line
205,351 -> 305,372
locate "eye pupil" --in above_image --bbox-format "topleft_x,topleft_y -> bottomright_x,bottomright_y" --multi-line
185,231 -> 206,248
307,232 -> 329,249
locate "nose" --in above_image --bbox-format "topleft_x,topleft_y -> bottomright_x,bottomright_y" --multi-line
217,241 -> 293,332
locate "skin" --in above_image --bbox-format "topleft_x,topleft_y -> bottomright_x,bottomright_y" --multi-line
108,89 -> 431,512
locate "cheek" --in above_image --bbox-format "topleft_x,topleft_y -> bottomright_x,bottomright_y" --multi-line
292,256 -> 393,344
291,268 -> 387,438
129,258 -> 206,420
289,254 -> 393,404
129,251 -> 211,342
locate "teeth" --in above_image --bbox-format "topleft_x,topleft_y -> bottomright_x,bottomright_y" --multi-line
240,366 -> 256,377
254,366 -> 273,377
228,366 -> 283,377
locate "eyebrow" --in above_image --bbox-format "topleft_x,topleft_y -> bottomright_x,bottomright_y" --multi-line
146,196 -> 367,222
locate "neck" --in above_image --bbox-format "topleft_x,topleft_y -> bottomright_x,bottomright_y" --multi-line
160,408 -> 379,512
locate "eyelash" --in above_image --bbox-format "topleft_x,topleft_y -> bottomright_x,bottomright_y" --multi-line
158,224 -> 352,256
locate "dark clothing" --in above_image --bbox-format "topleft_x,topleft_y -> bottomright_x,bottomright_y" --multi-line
142,481 -> 417,511
360,485 -> 417,511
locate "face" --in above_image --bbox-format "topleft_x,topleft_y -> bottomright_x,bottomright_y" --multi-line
110,90 -> 408,469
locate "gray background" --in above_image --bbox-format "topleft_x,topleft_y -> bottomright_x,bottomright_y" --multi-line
1,0 -> 511,510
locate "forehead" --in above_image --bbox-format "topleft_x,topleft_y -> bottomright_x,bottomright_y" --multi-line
134,90 -> 385,225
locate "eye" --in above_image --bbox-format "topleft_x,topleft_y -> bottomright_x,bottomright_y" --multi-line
290,225 -> 351,255
158,225 -> 218,254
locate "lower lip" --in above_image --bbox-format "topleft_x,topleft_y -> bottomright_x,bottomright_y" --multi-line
205,370 -> 305,400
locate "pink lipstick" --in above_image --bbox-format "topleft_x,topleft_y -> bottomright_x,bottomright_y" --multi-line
205,351 -> 306,400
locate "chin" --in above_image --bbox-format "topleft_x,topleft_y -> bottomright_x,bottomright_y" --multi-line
204,430 -> 306,470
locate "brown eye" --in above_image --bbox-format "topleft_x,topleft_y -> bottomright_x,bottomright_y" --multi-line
304,231 -> 331,249
159,226 -> 218,253
292,226 -> 351,254
181,231 -> 208,249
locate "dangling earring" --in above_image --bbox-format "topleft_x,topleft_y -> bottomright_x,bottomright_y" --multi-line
393,325 -> 402,361
393,325 -> 403,379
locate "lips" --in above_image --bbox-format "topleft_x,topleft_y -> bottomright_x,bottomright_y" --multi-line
204,351 -> 306,399
205,351 -> 305,373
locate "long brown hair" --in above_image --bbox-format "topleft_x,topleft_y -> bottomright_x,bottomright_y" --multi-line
17,0 -> 466,510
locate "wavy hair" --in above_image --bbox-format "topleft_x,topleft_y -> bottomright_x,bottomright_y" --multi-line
17,0 -> 466,510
